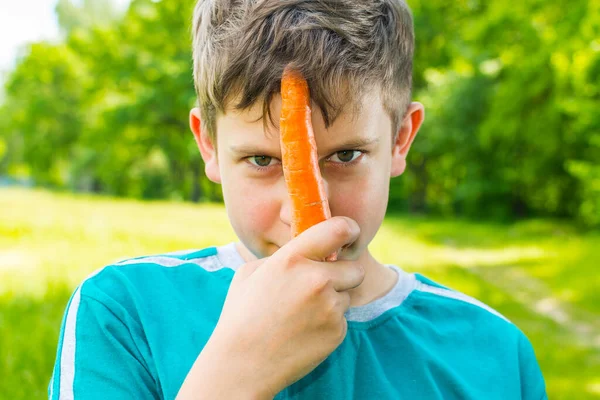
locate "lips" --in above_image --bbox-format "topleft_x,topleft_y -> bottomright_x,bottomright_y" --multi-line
267,237 -> 352,258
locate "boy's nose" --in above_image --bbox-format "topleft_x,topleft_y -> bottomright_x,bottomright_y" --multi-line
279,196 -> 293,228
279,175 -> 332,228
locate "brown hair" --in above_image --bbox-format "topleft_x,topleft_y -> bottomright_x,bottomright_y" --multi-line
192,0 -> 414,141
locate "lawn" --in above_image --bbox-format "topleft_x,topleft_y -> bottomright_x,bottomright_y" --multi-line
1,187 -> 599,399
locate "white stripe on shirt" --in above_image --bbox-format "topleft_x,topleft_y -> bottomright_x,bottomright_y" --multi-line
116,255 -> 224,271
53,250 -> 230,398
58,287 -> 81,400
55,267 -> 108,399
415,280 -> 510,323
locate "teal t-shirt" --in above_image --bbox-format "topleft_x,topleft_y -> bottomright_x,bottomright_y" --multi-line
49,243 -> 547,399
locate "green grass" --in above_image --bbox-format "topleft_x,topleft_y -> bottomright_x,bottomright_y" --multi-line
1,187 -> 599,399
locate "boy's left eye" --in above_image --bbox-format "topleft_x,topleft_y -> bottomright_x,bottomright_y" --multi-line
328,150 -> 362,163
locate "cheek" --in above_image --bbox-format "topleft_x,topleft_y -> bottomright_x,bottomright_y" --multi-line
329,167 -> 389,240
221,171 -> 278,240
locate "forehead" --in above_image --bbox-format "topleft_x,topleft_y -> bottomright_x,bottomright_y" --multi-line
216,89 -> 391,151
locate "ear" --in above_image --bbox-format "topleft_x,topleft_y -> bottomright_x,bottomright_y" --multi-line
190,107 -> 221,183
390,102 -> 425,178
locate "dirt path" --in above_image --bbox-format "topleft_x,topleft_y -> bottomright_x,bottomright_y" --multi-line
469,264 -> 600,350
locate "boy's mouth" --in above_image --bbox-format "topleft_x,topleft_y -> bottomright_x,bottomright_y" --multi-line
267,239 -> 352,258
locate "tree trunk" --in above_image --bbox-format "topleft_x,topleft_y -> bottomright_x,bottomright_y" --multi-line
410,155 -> 428,213
190,157 -> 203,203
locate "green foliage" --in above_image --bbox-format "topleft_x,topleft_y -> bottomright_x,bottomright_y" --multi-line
55,0 -> 123,34
402,0 -> 600,226
567,158 -> 600,227
1,0 -> 214,201
3,43 -> 86,186
0,0 -> 598,224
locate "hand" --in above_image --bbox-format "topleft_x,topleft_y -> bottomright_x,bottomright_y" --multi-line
179,216 -> 365,399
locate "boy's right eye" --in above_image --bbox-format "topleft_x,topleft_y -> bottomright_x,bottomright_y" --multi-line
247,155 -> 279,168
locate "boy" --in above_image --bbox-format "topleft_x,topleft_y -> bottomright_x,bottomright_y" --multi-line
50,0 -> 547,399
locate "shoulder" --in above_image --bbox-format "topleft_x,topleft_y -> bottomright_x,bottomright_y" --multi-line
75,244 -> 243,307
394,272 -> 547,397
403,272 -> 526,346
58,244 -> 243,341
408,273 -> 546,392
51,246 -> 234,399
410,273 -> 511,324
406,273 -> 545,366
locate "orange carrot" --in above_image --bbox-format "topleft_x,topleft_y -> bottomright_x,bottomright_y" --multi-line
280,66 -> 336,261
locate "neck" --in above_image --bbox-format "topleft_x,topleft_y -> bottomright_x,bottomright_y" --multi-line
344,248 -> 398,307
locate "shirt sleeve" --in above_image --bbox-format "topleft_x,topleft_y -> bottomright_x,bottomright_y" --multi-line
49,286 -> 159,399
517,332 -> 547,400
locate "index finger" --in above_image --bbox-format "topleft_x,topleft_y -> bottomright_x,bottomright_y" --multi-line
279,216 -> 360,262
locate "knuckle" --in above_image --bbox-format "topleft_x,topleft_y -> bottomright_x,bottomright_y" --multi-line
308,271 -> 331,294
321,295 -> 344,326
331,218 -> 354,240
344,264 -> 364,288
325,296 -> 341,315
316,298 -> 338,327
280,251 -> 301,270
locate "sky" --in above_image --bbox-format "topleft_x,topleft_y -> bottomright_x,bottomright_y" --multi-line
0,0 -> 130,75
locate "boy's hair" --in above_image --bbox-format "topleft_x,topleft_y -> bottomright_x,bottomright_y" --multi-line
192,0 -> 414,141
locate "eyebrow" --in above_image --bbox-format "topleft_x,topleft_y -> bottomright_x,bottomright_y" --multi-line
333,136 -> 380,150
228,144 -> 280,157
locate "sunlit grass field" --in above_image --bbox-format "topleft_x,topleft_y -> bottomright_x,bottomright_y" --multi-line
1,188 -> 599,399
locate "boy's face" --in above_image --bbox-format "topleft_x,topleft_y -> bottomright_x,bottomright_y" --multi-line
191,90 -> 423,261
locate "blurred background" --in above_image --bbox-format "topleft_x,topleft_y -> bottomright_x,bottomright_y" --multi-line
0,0 -> 598,398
